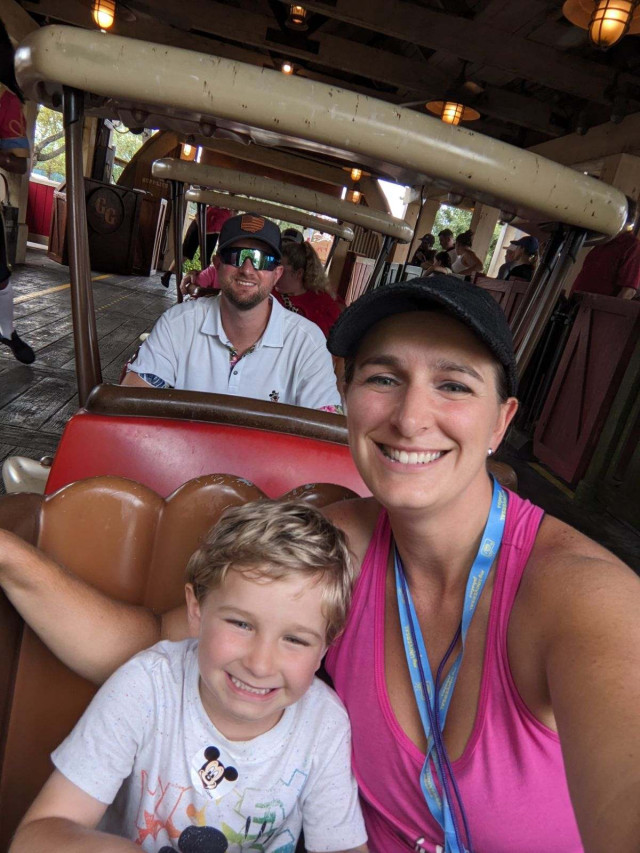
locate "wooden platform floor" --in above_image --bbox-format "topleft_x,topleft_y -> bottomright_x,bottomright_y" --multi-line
1,246 -> 639,572
0,245 -> 174,482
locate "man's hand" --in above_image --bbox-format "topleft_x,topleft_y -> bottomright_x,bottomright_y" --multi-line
179,271 -> 198,296
618,286 -> 637,300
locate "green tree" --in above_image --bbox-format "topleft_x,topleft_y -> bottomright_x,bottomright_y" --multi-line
32,106 -> 65,182
111,126 -> 148,182
432,204 -> 472,239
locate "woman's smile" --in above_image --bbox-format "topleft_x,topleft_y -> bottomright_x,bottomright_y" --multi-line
378,445 -> 445,466
344,310 -> 515,511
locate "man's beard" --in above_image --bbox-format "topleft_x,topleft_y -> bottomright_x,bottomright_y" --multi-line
221,283 -> 269,311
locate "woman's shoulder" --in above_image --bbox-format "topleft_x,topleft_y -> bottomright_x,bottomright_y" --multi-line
516,513 -> 638,618
323,496 -> 383,569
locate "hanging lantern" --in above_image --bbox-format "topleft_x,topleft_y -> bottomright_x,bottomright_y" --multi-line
182,143 -> 196,161
92,0 -> 116,29
426,100 -> 480,126
441,101 -> 464,125
350,168 -> 362,182
287,5 -> 309,30
281,61 -> 294,75
563,0 -> 640,49
350,190 -> 362,203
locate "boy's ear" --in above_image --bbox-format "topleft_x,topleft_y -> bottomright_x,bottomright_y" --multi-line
315,644 -> 329,673
185,584 -> 202,634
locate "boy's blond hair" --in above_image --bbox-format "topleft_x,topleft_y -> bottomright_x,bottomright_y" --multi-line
185,500 -> 354,645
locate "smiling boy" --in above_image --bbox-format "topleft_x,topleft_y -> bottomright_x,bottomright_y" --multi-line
11,502 -> 368,853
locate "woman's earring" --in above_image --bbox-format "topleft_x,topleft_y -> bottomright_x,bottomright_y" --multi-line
487,448 -> 493,456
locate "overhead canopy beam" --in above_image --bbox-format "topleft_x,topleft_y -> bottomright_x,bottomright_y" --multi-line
185,187 -> 355,241
23,0 -> 567,137
190,138 -> 349,188
529,112 -> 640,166
153,159 -> 412,240
161,0 -> 566,137
286,0 -> 640,106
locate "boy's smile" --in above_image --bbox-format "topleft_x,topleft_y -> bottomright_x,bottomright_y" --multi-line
186,569 -> 327,741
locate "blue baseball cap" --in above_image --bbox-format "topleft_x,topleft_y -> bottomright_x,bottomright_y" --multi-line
510,235 -> 539,255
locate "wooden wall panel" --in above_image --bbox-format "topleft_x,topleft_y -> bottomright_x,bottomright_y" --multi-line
533,294 -> 640,485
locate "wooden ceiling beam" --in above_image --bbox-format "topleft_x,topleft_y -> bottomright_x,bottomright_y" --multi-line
183,137 -> 350,187
529,112 -> 640,165
289,0 -> 640,105
22,0 -> 563,137
0,0 -> 39,42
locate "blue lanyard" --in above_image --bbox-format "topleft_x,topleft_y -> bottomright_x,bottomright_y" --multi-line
395,479 -> 508,853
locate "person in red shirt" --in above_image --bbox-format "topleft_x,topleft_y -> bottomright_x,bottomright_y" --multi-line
571,230 -> 640,300
274,232 -> 344,338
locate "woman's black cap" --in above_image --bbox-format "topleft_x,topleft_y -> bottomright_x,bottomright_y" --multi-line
327,274 -> 518,397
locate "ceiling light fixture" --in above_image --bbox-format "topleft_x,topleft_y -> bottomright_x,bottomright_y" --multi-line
426,100 -> 480,126
287,5 -> 309,30
350,168 -> 362,182
92,0 -> 116,30
351,190 -> 362,203
281,61 -> 294,75
563,0 -> 640,49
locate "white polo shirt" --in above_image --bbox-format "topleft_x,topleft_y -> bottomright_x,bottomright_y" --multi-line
128,295 -> 341,410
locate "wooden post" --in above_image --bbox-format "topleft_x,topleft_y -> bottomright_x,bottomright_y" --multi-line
63,86 -> 102,405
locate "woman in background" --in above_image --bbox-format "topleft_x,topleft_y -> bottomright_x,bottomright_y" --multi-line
451,230 -> 483,279
274,235 -> 344,338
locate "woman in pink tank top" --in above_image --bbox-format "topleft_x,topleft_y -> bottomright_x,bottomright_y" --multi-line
323,276 -> 640,853
0,272 -> 637,852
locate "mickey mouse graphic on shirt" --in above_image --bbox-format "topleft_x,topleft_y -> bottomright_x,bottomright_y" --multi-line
198,746 -> 239,792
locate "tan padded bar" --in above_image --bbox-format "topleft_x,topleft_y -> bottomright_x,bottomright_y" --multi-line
0,475 -> 361,848
154,160 -> 412,241
16,26 -> 630,235
185,187 -> 355,241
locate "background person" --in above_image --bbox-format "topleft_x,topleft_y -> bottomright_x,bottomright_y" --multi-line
450,230 -> 483,279
274,238 -> 344,338
422,250 -> 452,276
179,254 -> 220,296
281,226 -> 305,245
570,229 -> 640,299
498,235 -> 538,282
416,249 -> 436,272
410,234 -> 435,267
0,23 -> 34,364
1,278 -> 639,850
438,228 -> 455,254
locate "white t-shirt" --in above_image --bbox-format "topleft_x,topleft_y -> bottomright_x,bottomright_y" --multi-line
52,640 -> 366,853
127,296 -> 341,410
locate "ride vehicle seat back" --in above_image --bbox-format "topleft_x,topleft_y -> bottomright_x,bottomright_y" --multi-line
0,460 -> 516,846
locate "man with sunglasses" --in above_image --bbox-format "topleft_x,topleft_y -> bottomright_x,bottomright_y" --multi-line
122,214 -> 341,411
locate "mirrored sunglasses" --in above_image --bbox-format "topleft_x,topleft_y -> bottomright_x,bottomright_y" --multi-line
219,246 -> 280,271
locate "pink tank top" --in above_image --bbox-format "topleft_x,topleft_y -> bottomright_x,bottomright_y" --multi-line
326,491 -> 583,853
